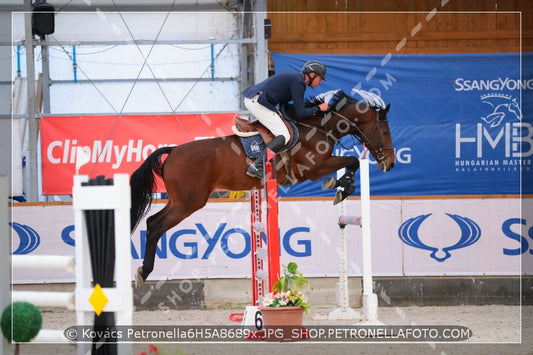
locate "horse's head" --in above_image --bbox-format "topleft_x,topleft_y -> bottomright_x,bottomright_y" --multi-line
334,90 -> 395,172
373,104 -> 395,172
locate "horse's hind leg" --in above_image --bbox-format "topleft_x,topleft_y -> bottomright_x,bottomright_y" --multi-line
136,199 -> 207,287
134,204 -> 169,286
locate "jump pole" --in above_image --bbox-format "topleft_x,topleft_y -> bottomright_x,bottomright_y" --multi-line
248,153 -> 280,304
264,156 -> 281,290
358,156 -> 379,323
250,188 -> 265,306
8,174 -> 133,351
325,169 -> 360,320
73,174 -> 133,354
242,153 -> 281,334
327,156 -> 379,323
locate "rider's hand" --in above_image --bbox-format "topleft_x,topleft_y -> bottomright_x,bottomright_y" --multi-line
318,102 -> 329,112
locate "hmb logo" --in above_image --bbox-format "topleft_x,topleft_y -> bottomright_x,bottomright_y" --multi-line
454,92 -> 531,173
480,93 -> 521,128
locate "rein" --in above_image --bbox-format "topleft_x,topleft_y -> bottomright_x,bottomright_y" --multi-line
294,116 -> 348,149
292,99 -> 393,163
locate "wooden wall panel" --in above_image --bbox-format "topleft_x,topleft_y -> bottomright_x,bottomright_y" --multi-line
266,0 -> 531,54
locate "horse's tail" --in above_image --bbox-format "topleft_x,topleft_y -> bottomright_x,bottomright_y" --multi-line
130,146 -> 174,232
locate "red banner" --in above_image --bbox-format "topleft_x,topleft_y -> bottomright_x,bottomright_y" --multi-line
40,113 -> 236,195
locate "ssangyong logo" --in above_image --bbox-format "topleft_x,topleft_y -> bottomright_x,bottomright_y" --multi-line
10,222 -> 41,254
398,213 -> 481,262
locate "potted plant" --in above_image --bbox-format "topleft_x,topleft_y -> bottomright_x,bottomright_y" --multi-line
259,262 -> 310,341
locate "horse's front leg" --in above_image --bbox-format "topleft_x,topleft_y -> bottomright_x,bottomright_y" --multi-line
318,156 -> 360,204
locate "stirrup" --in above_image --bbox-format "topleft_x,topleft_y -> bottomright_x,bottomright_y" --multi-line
246,164 -> 264,179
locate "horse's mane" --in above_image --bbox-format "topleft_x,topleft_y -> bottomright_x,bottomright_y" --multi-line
282,89 -> 386,122
307,89 -> 385,112
330,90 -> 359,110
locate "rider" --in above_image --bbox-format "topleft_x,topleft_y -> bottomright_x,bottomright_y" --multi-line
242,60 -> 330,179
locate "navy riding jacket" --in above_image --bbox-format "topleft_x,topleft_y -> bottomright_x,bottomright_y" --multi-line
242,71 -> 319,118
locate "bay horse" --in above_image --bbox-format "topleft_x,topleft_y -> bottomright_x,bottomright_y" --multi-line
130,90 -> 395,286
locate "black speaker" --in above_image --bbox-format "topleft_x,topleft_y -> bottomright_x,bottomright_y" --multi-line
32,2 -> 55,37
264,18 -> 271,39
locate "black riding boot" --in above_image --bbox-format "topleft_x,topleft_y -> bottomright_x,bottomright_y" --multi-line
246,135 -> 286,179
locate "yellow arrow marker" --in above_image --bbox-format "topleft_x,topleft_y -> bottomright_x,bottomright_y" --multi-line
89,283 -> 109,316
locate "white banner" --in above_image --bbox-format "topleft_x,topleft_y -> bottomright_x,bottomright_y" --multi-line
11,198 -> 531,283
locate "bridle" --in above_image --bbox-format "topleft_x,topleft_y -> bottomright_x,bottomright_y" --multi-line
330,108 -> 394,163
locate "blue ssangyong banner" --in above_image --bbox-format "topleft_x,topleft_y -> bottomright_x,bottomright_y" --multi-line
271,52 -> 532,196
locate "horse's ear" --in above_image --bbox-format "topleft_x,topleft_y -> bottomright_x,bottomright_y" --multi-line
384,103 -> 391,115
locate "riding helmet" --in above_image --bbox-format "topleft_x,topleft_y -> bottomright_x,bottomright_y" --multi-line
301,60 -> 327,80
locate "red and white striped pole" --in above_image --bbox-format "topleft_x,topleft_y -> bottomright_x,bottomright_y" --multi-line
242,149 -> 282,335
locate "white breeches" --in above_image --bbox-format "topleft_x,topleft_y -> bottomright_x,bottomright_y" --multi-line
244,94 -> 290,145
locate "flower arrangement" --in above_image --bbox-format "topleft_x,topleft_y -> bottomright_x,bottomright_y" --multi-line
262,262 -> 310,314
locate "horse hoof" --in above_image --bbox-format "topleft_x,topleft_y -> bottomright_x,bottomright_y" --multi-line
333,190 -> 347,205
333,190 -> 342,205
322,177 -> 337,190
135,266 -> 145,288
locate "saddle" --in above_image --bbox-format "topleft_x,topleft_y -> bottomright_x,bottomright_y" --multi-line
232,115 -> 297,148
232,111 -> 299,185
